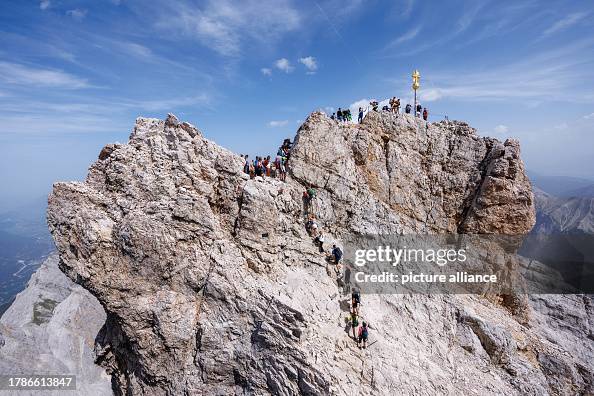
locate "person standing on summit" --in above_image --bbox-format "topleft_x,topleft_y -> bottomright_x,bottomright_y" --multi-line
358,107 -> 364,123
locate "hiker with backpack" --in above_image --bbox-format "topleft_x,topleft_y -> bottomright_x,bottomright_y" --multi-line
405,104 -> 412,114
314,231 -> 325,253
332,245 -> 342,265
350,312 -> 359,340
358,107 -> 364,123
351,289 -> 361,315
416,103 -> 422,117
303,187 -> 316,212
358,322 -> 369,348
423,108 -> 428,121
337,108 -> 343,122
306,215 -> 319,237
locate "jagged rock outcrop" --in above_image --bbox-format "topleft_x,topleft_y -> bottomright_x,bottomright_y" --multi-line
47,111 -> 593,395
0,254 -> 111,395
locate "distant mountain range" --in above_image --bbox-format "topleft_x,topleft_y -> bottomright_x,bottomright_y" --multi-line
527,170 -> 594,198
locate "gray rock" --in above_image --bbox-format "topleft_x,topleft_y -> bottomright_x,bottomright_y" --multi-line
45,112 -> 592,395
0,254 -> 111,396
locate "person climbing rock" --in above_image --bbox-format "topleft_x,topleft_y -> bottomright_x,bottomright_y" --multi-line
350,312 -> 359,340
423,108 -> 428,121
370,101 -> 379,111
331,112 -> 336,120
304,187 -> 316,212
306,215 -> 319,237
337,108 -> 343,122
405,103 -> 412,114
416,103 -> 422,117
358,107 -> 364,123
395,97 -> 401,113
352,289 -> 361,315
314,231 -> 325,253
332,244 -> 342,265
358,321 -> 369,348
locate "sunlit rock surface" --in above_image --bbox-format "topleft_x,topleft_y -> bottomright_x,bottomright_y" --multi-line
46,112 -> 592,395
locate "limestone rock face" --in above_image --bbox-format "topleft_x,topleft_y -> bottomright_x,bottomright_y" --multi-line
47,112 -> 592,395
0,254 -> 111,396
290,111 -> 535,235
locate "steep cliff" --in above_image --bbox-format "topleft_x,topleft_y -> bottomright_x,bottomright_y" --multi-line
47,111 -> 593,395
0,254 -> 111,395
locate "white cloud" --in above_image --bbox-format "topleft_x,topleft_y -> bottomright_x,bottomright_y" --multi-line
420,89 -> 442,102
0,61 -> 89,89
349,98 -> 373,112
39,0 -> 50,10
542,12 -> 588,37
391,40 -> 594,104
118,42 -> 153,58
261,67 -> 272,76
152,0 -> 301,57
494,125 -> 509,134
583,112 -> 594,120
298,56 -> 317,72
274,58 -> 293,73
66,9 -> 88,20
386,26 -> 421,48
268,120 -> 289,127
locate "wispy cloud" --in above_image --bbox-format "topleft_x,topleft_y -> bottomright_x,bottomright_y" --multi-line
275,58 -> 293,73
493,125 -> 509,134
583,112 -> 594,120
66,9 -> 88,21
542,12 -> 588,37
0,61 -> 89,89
398,40 -> 594,103
151,0 -> 301,57
385,26 -> 421,48
120,42 -> 153,59
268,120 -> 289,127
39,0 -> 50,10
298,56 -> 317,73
261,67 -> 272,76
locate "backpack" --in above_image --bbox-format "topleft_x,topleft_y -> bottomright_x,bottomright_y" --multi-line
362,326 -> 368,338
307,188 -> 316,198
334,247 -> 342,260
351,315 -> 359,327
352,291 -> 360,304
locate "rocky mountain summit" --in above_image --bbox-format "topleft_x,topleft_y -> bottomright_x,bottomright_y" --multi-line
46,111 -> 593,395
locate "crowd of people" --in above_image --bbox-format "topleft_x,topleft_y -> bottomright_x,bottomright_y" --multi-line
241,138 -> 291,181
330,107 -> 353,122
303,187 -> 371,349
330,96 -> 430,125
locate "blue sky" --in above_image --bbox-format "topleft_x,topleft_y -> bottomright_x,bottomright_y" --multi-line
0,0 -> 593,211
